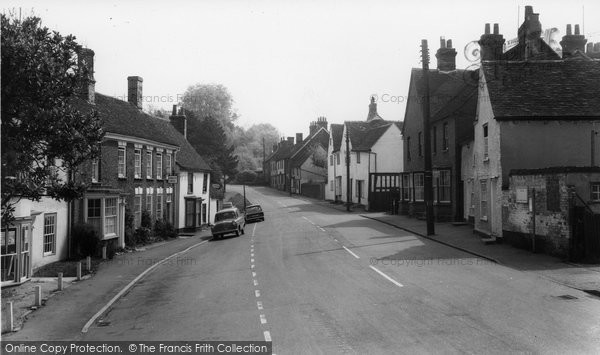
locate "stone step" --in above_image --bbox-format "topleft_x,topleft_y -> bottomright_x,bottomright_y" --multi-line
481,236 -> 497,245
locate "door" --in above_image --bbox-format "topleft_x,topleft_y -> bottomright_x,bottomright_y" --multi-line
20,225 -> 30,280
185,199 -> 195,228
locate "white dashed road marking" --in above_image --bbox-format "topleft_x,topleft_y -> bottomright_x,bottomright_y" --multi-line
369,265 -> 404,288
255,290 -> 261,297
342,246 -> 360,259
252,272 -> 257,277
302,216 -> 315,225
264,331 -> 272,342
251,258 -> 255,263
319,227 -> 326,232
257,301 -> 263,310
260,314 -> 267,324
254,279 -> 259,286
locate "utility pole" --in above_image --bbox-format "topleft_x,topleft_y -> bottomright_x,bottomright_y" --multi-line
421,39 -> 435,235
346,125 -> 351,212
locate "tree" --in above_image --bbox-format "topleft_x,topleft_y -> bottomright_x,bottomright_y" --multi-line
1,14 -> 104,224
181,84 -> 238,138
186,112 -> 239,189
232,123 -> 280,171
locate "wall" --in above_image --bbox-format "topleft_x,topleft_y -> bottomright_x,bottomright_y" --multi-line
176,171 -> 210,230
31,198 -> 69,271
461,141 -> 475,222
371,124 -> 404,172
500,121 -> 600,184
472,76 -> 503,236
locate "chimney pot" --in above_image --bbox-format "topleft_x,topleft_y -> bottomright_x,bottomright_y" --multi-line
172,105 -> 177,116
296,133 -> 303,144
169,105 -> 187,139
574,24 -> 580,35
595,43 -> 600,52
485,23 -> 490,34
566,24 -> 572,36
525,5 -> 533,18
440,37 -> 446,49
446,39 -> 452,48
127,76 -> 143,110
493,23 -> 499,35
587,43 -> 594,53
287,137 -> 294,145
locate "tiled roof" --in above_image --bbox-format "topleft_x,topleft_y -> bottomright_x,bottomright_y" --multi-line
74,93 -> 211,172
289,128 -> 330,166
431,82 -> 478,122
503,40 -> 561,61
482,61 -> 600,119
409,68 -> 477,119
346,120 -> 403,151
330,124 -> 344,152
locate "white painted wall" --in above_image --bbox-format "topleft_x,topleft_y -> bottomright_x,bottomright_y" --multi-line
371,124 -> 404,173
30,198 -> 69,271
176,171 -> 211,229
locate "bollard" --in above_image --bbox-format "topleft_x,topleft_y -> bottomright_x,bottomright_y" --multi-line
35,286 -> 42,306
57,272 -> 63,291
102,246 -> 107,260
8,302 -> 14,332
77,262 -> 82,281
86,256 -> 91,272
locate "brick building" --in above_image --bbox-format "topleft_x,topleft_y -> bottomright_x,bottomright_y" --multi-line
401,38 -> 477,221
72,50 -> 212,250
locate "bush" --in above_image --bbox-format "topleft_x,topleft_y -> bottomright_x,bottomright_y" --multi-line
72,223 -> 99,257
141,210 -> 152,229
134,227 -> 153,245
154,219 -> 177,240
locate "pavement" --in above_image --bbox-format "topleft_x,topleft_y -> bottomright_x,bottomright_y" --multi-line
301,196 -> 600,294
2,230 -> 212,340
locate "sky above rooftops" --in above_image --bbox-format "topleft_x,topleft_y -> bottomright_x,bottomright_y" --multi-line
5,0 -> 599,137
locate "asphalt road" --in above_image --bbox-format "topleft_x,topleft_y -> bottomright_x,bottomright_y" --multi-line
82,185 -> 600,354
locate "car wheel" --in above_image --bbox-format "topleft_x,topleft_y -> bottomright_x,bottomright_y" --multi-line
235,229 -> 240,236
241,227 -> 245,235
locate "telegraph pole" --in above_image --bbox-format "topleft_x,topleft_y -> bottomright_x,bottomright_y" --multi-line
421,39 -> 435,235
346,126 -> 351,212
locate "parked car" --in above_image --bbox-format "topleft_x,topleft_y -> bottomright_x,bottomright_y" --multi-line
211,207 -> 245,239
221,202 -> 234,210
245,204 -> 264,223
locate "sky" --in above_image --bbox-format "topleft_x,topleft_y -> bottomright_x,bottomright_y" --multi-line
4,0 -> 600,138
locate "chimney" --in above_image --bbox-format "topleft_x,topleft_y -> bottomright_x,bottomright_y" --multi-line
296,133 -> 303,144
77,48 -> 95,104
366,97 -> 383,121
309,121 -> 318,135
516,6 -> 543,60
169,104 -> 187,139
127,76 -> 143,110
479,23 -> 505,61
287,137 -> 294,145
272,144 -> 277,152
560,24 -> 588,58
436,37 -> 457,71
316,116 -> 328,131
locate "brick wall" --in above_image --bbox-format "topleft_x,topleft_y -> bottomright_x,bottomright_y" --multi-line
504,173 -> 571,257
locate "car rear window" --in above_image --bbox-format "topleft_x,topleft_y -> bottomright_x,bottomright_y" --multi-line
246,206 -> 262,213
215,211 -> 236,221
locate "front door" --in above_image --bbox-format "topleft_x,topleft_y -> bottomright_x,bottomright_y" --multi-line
185,199 -> 195,228
20,225 -> 30,281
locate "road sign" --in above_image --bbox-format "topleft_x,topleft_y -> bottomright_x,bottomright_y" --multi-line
167,175 -> 178,184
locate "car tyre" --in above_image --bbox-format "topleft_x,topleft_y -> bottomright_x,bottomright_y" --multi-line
235,229 -> 240,236
241,227 -> 245,235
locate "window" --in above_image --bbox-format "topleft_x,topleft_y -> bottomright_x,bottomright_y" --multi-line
202,173 -> 208,194
356,152 -> 361,164
406,137 -> 411,161
146,194 -> 153,218
134,149 -> 141,178
202,203 -> 207,224
483,124 -> 489,160
442,122 -> 449,151
87,198 -> 102,233
104,198 -> 117,235
188,172 -> 194,194
91,159 -> 99,183
592,183 -> 600,202
156,153 -> 163,179
166,154 -> 172,176
402,174 -> 411,201
336,152 -> 340,165
418,132 -> 423,157
438,170 -> 451,203
330,180 -> 333,191
433,126 -> 437,154
356,180 -> 364,198
166,194 -> 172,223
134,195 -> 142,227
156,194 -> 163,220
330,155 -> 333,166
43,214 -> 56,255
118,147 -> 126,178
480,180 -> 488,220
414,173 -> 424,201
146,151 -> 153,179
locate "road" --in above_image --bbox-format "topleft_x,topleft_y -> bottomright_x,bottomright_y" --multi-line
81,185 -> 600,353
